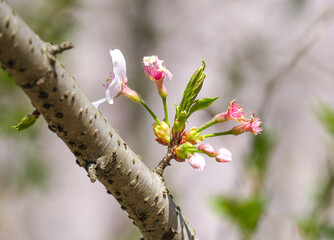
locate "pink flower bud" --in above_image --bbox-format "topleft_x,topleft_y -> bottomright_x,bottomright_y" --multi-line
231,115 -> 263,136
198,143 -> 215,157
188,153 -> 206,172
215,99 -> 245,123
214,147 -> 232,163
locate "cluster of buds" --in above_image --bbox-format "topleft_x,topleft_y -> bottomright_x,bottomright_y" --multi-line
93,49 -> 262,173
171,100 -> 262,171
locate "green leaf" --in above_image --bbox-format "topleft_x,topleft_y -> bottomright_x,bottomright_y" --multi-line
174,61 -> 206,133
11,112 -> 39,131
188,97 -> 219,117
177,61 -> 206,117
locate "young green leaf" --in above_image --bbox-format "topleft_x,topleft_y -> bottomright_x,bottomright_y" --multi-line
178,61 -> 206,116
174,61 -> 206,133
11,110 -> 40,131
188,97 -> 219,118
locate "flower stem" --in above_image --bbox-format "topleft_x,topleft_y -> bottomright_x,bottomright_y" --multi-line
162,96 -> 170,127
139,99 -> 161,125
196,118 -> 217,133
202,130 -> 233,138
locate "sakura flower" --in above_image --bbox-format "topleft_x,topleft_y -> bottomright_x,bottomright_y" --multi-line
142,55 -> 172,97
231,115 -> 263,136
215,99 -> 245,123
188,153 -> 206,172
93,49 -> 140,109
214,147 -> 232,163
197,143 -> 215,157
143,55 -> 172,82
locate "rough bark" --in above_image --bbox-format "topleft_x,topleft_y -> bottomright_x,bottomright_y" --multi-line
0,1 -> 197,239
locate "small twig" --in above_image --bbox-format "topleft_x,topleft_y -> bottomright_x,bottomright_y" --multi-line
50,41 -> 74,55
154,147 -> 174,176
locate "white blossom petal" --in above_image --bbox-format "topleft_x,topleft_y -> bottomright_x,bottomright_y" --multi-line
92,98 -> 107,109
110,49 -> 127,83
164,69 -> 173,81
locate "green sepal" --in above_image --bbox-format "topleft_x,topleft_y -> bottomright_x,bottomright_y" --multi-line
175,142 -> 199,159
11,112 -> 39,131
188,97 -> 219,118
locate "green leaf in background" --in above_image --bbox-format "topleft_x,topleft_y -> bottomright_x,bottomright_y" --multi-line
187,97 -> 219,118
212,195 -> 265,234
317,104 -> 334,138
18,156 -> 50,191
246,130 -> 276,183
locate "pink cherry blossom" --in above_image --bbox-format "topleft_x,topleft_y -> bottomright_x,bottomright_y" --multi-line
188,153 -> 206,172
231,115 -> 263,136
143,55 -> 172,98
215,99 -> 245,123
197,143 -> 215,157
143,55 -> 172,82
214,147 -> 232,163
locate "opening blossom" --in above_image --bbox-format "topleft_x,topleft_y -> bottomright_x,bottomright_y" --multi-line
93,49 -> 140,109
188,153 -> 206,172
143,55 -> 172,97
215,99 -> 245,123
231,115 -> 263,136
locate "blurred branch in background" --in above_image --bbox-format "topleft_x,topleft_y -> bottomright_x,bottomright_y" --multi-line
259,6 -> 334,117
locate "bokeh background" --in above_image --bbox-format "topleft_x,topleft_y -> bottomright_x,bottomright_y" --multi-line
1,0 -> 334,239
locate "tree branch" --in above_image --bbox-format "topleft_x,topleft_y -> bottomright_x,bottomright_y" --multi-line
0,1 -> 197,239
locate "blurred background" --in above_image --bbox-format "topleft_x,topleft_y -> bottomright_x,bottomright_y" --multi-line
1,0 -> 334,239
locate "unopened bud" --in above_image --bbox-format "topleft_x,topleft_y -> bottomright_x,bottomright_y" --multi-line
214,147 -> 232,163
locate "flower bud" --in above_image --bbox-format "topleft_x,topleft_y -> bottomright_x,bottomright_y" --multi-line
214,147 -> 232,163
184,127 -> 205,145
188,153 -> 206,172
153,121 -> 171,145
197,143 -> 215,157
